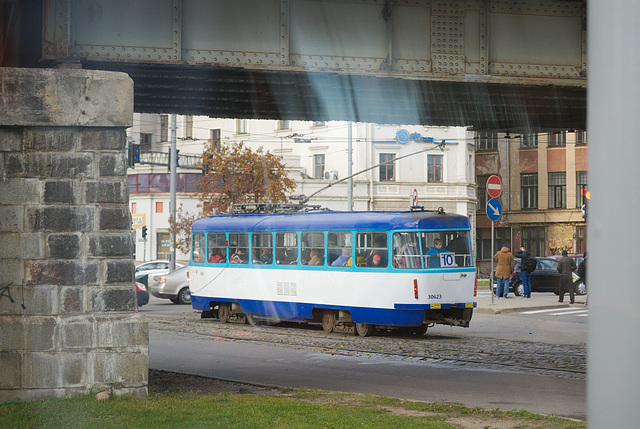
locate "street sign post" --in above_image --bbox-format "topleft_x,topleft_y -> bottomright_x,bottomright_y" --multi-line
486,175 -> 502,198
486,197 -> 503,305
486,198 -> 503,221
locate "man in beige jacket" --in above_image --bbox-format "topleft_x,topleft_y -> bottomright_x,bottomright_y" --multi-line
494,244 -> 514,298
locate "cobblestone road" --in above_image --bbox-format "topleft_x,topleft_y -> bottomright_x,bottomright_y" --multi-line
145,310 -> 586,380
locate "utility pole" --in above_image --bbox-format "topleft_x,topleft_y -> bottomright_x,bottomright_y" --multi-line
169,114 -> 177,272
347,122 -> 353,210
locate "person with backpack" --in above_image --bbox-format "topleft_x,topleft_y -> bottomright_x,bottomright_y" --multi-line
515,246 -> 535,298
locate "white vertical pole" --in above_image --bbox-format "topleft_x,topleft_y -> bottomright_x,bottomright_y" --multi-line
348,121 -> 353,210
490,220 -> 494,304
169,114 -> 177,271
588,1 -> 640,426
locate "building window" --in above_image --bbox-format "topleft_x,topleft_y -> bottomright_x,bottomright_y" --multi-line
140,133 -> 152,150
210,129 -> 221,151
236,119 -> 247,134
156,202 -> 163,213
476,227 -> 511,260
184,115 -> 193,139
576,171 -> 588,208
278,120 -> 290,130
379,153 -> 395,181
548,172 -> 566,209
521,173 -> 538,209
576,130 -> 587,145
576,226 -> 586,253
313,154 -> 325,179
477,175 -> 490,212
522,227 -> 545,257
131,202 -> 137,213
427,155 -> 443,182
548,131 -> 566,147
477,131 -> 498,151
520,133 -> 538,148
160,115 -> 168,142
312,121 -> 325,127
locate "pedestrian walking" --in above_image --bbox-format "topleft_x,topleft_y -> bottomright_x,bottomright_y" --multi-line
515,246 -> 534,298
577,253 -> 587,306
557,250 -> 577,304
494,244 -> 514,298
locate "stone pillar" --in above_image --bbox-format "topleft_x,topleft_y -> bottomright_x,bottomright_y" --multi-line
0,68 -> 148,401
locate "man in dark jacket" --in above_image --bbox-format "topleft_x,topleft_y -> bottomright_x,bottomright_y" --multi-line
515,246 -> 533,298
577,253 -> 586,283
557,250 -> 577,304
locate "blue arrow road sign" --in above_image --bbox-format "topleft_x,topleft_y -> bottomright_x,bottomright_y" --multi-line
486,198 -> 502,221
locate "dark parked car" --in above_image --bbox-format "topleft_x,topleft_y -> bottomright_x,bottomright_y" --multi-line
135,281 -> 149,307
509,257 -> 583,296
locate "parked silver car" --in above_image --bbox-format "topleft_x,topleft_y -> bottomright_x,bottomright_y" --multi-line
149,266 -> 191,304
135,260 -> 186,287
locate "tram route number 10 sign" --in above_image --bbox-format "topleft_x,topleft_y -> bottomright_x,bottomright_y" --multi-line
440,252 -> 456,267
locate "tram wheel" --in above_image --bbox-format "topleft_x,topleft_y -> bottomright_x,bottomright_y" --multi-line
321,311 -> 335,333
355,323 -> 372,337
245,313 -> 257,326
218,303 -> 230,323
411,325 -> 428,335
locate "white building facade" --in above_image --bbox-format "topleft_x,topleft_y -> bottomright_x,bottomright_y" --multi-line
127,114 -> 477,263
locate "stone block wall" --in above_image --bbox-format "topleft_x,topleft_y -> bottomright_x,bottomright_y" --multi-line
0,68 -> 148,402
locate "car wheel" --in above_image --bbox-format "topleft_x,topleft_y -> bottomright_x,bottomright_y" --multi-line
574,279 -> 587,295
170,298 -> 180,304
177,287 -> 191,305
514,282 -> 524,297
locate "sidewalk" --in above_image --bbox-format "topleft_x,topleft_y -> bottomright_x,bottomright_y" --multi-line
474,290 -> 588,314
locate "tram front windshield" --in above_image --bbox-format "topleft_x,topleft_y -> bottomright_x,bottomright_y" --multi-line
392,230 -> 472,269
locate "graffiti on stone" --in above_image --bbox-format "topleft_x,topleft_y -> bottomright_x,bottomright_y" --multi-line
0,282 -> 26,309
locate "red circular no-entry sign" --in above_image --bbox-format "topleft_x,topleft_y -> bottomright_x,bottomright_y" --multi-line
486,175 -> 502,198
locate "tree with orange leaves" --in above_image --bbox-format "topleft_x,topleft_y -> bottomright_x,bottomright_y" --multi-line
170,141 -> 296,253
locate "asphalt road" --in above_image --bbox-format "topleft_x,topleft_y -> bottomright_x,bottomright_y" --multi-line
144,295 -> 586,419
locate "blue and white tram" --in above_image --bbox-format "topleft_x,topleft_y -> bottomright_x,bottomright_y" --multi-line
189,209 -> 476,336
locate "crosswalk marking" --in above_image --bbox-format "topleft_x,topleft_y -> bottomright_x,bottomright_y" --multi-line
549,309 -> 589,316
522,307 -> 588,317
522,308 -> 564,314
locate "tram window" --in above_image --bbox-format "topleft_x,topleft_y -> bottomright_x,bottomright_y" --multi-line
301,231 -> 324,266
392,232 -> 422,269
252,232 -> 273,265
328,232 -> 352,266
192,232 -> 206,263
420,230 -> 472,268
229,232 -> 249,264
356,232 -> 388,268
207,232 -> 227,263
275,232 -> 298,265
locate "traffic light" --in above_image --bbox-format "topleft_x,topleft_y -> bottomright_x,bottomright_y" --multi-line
168,149 -> 180,171
128,143 -> 141,168
202,154 -> 213,175
581,187 -> 590,220
141,226 -> 148,239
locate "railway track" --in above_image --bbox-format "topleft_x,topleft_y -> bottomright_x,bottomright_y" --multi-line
145,311 -> 586,380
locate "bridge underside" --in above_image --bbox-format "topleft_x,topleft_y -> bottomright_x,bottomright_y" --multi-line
80,60 -> 585,133
3,0 -> 588,132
